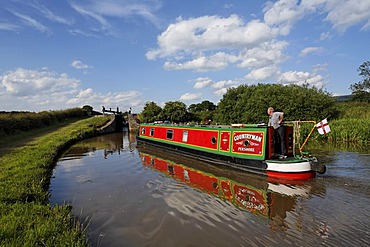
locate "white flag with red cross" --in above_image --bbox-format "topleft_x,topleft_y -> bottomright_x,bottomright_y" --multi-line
315,118 -> 331,135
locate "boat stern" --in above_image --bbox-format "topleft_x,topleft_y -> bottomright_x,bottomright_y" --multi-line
265,158 -> 317,180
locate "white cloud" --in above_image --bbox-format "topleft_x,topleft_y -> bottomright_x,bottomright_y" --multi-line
263,0 -> 303,34
0,67 -> 142,112
245,66 -> 279,81
324,0 -> 370,32
211,79 -> 241,97
263,0 -> 370,33
71,0 -> 161,35
71,60 -> 93,70
146,15 -> 273,60
277,70 -> 325,88
0,22 -> 20,31
0,68 -> 79,96
312,63 -> 329,72
319,32 -> 332,41
164,52 -> 238,71
212,80 -> 239,90
147,1 -> 370,73
179,93 -> 201,101
71,3 -> 112,33
193,77 -> 213,89
146,15 -> 278,72
12,12 -> 51,34
90,1 -> 161,27
35,3 -> 74,25
299,47 -> 321,57
238,41 -> 288,68
67,88 -> 142,110
68,29 -> 99,38
214,88 -> 228,96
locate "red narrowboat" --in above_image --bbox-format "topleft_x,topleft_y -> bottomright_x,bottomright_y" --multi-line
137,121 -> 326,180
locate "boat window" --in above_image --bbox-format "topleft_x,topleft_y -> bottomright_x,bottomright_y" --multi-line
167,165 -> 175,175
211,136 -> 217,145
141,127 -> 146,135
182,131 -> 188,142
150,128 -> 154,136
166,130 -> 174,140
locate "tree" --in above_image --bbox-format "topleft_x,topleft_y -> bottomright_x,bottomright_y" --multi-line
214,84 -> 337,124
82,105 -> 93,112
82,105 -> 93,116
140,101 -> 162,123
188,100 -> 216,123
161,101 -> 188,123
350,61 -> 370,102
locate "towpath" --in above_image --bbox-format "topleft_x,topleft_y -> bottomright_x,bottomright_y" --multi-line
0,119 -> 80,157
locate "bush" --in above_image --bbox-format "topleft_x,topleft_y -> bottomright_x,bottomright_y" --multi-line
0,108 -> 87,136
214,84 -> 337,124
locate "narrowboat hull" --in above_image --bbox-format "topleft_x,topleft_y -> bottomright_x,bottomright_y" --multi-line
137,124 -> 324,180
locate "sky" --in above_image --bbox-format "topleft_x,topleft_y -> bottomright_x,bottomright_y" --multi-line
0,0 -> 369,113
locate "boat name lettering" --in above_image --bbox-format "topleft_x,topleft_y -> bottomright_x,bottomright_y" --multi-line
233,133 -> 262,142
238,147 -> 254,152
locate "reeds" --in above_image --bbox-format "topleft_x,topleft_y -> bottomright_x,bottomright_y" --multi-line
326,119 -> 370,143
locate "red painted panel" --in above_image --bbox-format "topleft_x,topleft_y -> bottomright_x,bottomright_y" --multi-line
285,126 -> 294,156
232,131 -> 264,156
142,126 -> 220,150
220,131 -> 231,152
139,126 -> 147,136
266,171 -> 316,180
267,127 -> 274,159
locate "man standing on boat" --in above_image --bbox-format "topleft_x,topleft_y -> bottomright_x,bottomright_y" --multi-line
267,107 -> 287,159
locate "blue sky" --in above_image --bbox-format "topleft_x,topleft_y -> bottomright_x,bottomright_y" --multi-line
0,0 -> 369,112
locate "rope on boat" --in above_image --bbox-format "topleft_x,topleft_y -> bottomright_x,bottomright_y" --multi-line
285,120 -> 317,157
292,121 -> 301,156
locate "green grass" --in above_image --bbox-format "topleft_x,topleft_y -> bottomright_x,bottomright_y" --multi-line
327,102 -> 370,143
335,101 -> 370,119
0,116 -> 110,246
0,203 -> 87,247
326,118 -> 370,143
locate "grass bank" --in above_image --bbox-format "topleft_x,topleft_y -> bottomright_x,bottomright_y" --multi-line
324,102 -> 370,143
0,116 -> 110,246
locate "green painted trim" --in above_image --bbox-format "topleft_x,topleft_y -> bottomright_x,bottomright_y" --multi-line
266,158 -> 308,163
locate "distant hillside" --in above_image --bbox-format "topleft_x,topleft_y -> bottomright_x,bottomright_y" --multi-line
334,95 -> 352,102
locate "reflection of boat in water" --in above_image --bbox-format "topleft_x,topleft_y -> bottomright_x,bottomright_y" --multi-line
138,145 -> 312,219
137,122 -> 326,180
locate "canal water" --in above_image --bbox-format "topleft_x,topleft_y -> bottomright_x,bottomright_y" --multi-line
50,132 -> 370,247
